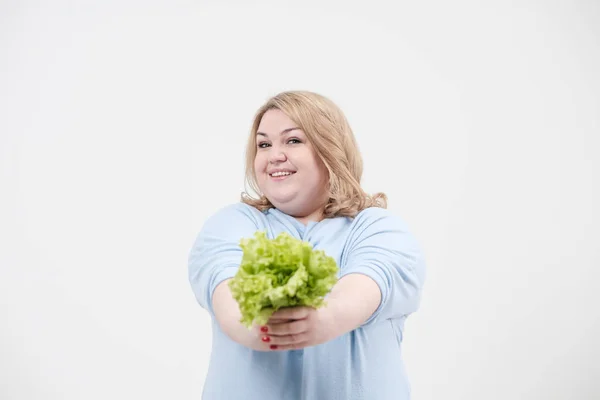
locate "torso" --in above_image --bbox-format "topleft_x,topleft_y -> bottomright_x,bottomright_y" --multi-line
200,204 -> 413,400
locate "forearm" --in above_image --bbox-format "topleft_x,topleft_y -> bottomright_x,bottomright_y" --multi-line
325,273 -> 382,334
212,274 -> 381,348
212,279 -> 260,350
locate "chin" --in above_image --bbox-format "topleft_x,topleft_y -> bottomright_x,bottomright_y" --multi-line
272,199 -> 318,218
266,189 -> 297,204
269,197 -> 297,211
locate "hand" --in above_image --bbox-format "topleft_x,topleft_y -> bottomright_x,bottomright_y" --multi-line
254,306 -> 340,351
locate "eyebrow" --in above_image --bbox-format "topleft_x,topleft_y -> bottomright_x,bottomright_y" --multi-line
256,127 -> 300,137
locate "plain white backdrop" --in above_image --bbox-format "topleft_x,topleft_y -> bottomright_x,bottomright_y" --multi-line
1,1 -> 599,399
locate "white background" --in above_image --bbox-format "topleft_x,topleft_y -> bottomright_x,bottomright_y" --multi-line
1,1 -> 599,399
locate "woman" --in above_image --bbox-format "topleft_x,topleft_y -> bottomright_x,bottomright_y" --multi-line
188,91 -> 426,400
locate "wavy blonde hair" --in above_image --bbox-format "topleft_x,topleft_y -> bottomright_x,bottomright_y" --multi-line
241,90 -> 387,218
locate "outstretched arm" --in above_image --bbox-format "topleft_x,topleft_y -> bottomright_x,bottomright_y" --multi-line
259,273 -> 381,351
341,209 -> 426,326
260,209 -> 426,350
188,204 -> 273,350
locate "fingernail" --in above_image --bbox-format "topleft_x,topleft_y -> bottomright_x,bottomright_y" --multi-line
261,336 -> 271,343
260,326 -> 268,333
270,345 -> 278,350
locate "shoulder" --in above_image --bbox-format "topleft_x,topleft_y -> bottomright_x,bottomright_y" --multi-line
202,202 -> 267,230
212,202 -> 266,218
352,206 -> 409,231
349,207 -> 421,250
349,207 -> 424,265
355,206 -> 395,219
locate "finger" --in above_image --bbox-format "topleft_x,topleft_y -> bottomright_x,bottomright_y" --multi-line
265,318 -> 294,324
266,317 -> 292,323
255,319 -> 292,336
271,341 -> 309,351
267,332 -> 310,346
270,307 -> 311,321
266,319 -> 308,336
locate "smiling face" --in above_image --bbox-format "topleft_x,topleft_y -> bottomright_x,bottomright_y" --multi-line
254,109 -> 329,222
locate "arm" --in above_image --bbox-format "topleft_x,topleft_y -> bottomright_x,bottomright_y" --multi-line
340,208 -> 426,326
212,278 -> 267,350
259,210 -> 426,350
322,273 -> 382,333
188,204 -> 267,349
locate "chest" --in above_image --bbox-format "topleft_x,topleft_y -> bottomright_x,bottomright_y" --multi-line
262,215 -> 357,274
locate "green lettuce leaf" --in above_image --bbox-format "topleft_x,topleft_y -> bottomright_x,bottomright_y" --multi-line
228,231 -> 339,328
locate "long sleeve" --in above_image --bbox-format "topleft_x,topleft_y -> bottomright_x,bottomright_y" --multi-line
191,205 -> 420,399
341,208 -> 426,325
187,203 -> 262,316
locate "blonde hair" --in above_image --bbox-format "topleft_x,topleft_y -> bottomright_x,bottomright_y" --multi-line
241,90 -> 387,218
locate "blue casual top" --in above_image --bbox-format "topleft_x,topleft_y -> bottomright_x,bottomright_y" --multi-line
188,202 -> 426,400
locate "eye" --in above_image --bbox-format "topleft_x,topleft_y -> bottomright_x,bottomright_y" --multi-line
287,138 -> 302,144
257,142 -> 271,148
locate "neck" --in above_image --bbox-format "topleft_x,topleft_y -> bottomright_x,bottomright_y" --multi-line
293,206 -> 325,226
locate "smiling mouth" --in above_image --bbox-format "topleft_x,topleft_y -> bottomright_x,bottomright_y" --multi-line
269,171 -> 296,177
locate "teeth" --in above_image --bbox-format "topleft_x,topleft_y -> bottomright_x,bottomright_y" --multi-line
271,171 -> 292,177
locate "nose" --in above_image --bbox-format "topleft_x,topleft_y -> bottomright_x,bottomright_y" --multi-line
268,149 -> 287,164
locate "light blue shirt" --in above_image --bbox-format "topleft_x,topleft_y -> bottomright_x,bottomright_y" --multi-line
188,202 -> 426,400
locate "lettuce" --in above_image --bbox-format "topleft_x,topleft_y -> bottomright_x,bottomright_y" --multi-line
228,231 -> 339,328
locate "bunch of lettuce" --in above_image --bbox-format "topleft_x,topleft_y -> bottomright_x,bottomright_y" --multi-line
228,231 -> 339,328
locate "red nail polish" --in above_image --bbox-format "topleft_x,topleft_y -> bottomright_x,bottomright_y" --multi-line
270,345 -> 278,350
261,336 -> 271,342
260,326 -> 268,333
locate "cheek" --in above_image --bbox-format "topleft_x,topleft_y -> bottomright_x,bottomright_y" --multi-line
254,154 -> 267,173
317,164 -> 329,187
306,152 -> 327,178
310,157 -> 329,186
296,153 -> 328,188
